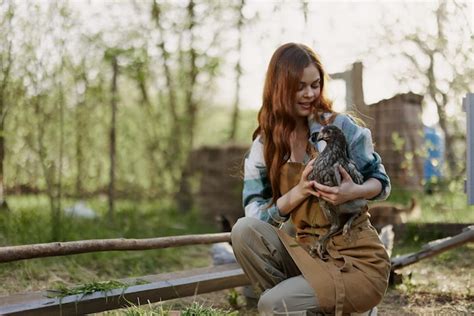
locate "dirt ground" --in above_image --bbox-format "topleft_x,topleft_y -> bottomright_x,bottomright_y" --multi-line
162,245 -> 473,315
2,245 -> 472,315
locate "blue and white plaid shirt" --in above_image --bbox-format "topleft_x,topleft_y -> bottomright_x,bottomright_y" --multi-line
242,113 -> 391,226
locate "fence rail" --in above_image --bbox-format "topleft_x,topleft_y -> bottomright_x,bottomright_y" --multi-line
0,224 -> 472,315
0,233 -> 231,263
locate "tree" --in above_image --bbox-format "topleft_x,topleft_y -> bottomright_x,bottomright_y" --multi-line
228,0 -> 245,141
372,0 -> 474,178
0,1 -> 15,210
106,50 -> 119,220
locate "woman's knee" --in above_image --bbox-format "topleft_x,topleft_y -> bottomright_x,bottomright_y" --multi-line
258,289 -> 288,315
258,276 -> 320,315
231,217 -> 265,246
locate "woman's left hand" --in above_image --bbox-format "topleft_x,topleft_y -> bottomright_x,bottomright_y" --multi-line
313,165 -> 361,205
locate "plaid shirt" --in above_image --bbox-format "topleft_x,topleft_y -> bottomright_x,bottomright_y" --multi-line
243,113 -> 391,226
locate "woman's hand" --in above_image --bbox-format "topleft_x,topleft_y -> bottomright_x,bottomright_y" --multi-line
276,158 -> 322,217
296,157 -> 319,198
314,165 -> 361,205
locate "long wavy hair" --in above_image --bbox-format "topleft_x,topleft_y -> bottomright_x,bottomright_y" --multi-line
252,43 -> 334,204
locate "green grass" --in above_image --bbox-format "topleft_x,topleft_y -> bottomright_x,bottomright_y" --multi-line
1,185 -> 472,313
47,280 -> 129,298
385,182 -> 474,223
0,195 -> 217,295
110,301 -> 238,316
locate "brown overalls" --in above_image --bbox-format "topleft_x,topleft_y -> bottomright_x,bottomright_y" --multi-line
275,161 -> 390,315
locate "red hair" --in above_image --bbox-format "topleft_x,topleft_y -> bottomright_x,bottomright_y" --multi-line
252,43 -> 333,205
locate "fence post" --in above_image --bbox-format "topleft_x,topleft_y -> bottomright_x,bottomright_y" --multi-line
464,93 -> 474,205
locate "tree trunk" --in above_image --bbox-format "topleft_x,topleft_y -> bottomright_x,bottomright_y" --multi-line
228,0 -> 245,141
134,60 -> 164,197
75,101 -> 84,197
426,53 -> 457,177
151,1 -> 183,188
75,70 -> 88,197
33,95 -> 59,241
175,0 -> 199,213
185,0 -> 198,150
0,12 -> 13,211
53,83 -> 65,241
108,56 -> 118,220
0,95 -> 7,211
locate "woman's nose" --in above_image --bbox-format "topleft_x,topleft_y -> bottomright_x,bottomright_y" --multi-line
304,87 -> 314,98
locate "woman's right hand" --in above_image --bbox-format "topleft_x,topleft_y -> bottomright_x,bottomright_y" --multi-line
276,158 -> 319,217
296,157 -> 319,198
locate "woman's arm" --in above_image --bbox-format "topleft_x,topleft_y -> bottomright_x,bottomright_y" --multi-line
243,137 -> 318,225
314,166 -> 382,205
311,113 -> 391,205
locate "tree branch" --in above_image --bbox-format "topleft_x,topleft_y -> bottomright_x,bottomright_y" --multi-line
0,233 -> 231,263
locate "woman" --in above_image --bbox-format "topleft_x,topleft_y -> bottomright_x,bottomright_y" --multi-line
231,43 -> 391,316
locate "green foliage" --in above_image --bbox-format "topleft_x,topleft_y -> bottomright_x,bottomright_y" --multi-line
388,181 -> 474,224
2,0 -> 244,205
195,106 -> 257,147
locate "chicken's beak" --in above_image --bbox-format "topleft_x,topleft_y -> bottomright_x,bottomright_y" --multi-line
316,132 -> 325,142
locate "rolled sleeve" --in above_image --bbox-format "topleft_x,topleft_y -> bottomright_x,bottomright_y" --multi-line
338,114 -> 391,200
242,136 -> 289,226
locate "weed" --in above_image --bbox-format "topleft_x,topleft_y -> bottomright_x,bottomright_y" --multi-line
47,280 -> 127,298
397,273 -> 417,295
181,302 -> 237,316
226,288 -> 240,309
122,300 -> 171,316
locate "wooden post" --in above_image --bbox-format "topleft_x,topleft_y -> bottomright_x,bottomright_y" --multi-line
464,93 -> 474,205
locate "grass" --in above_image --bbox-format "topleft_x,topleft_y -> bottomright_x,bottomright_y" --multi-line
47,280 -> 128,298
384,181 -> 474,223
0,195 -> 216,296
0,186 -> 472,314
110,301 -> 239,316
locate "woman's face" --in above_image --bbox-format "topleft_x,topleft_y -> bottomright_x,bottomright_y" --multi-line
294,64 -> 321,118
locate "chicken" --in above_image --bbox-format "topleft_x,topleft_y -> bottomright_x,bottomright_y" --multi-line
308,125 -> 367,258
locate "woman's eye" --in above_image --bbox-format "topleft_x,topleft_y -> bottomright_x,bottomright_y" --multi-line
312,84 -> 320,89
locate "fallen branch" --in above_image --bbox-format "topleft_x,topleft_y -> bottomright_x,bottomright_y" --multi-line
2,225 -> 472,266
0,233 -> 231,263
391,225 -> 474,270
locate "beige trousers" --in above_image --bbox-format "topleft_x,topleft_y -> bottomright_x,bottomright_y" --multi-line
231,217 -> 321,315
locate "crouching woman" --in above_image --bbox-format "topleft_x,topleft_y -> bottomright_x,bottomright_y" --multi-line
231,43 -> 391,316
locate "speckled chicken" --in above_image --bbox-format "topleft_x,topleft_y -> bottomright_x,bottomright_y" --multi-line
308,125 -> 367,258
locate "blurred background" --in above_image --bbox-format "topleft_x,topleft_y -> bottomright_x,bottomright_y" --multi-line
0,0 -> 473,313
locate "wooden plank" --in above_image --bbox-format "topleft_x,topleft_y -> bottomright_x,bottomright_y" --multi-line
0,263 -> 249,316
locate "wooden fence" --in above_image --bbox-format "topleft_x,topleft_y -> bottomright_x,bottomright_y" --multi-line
0,224 -> 473,315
